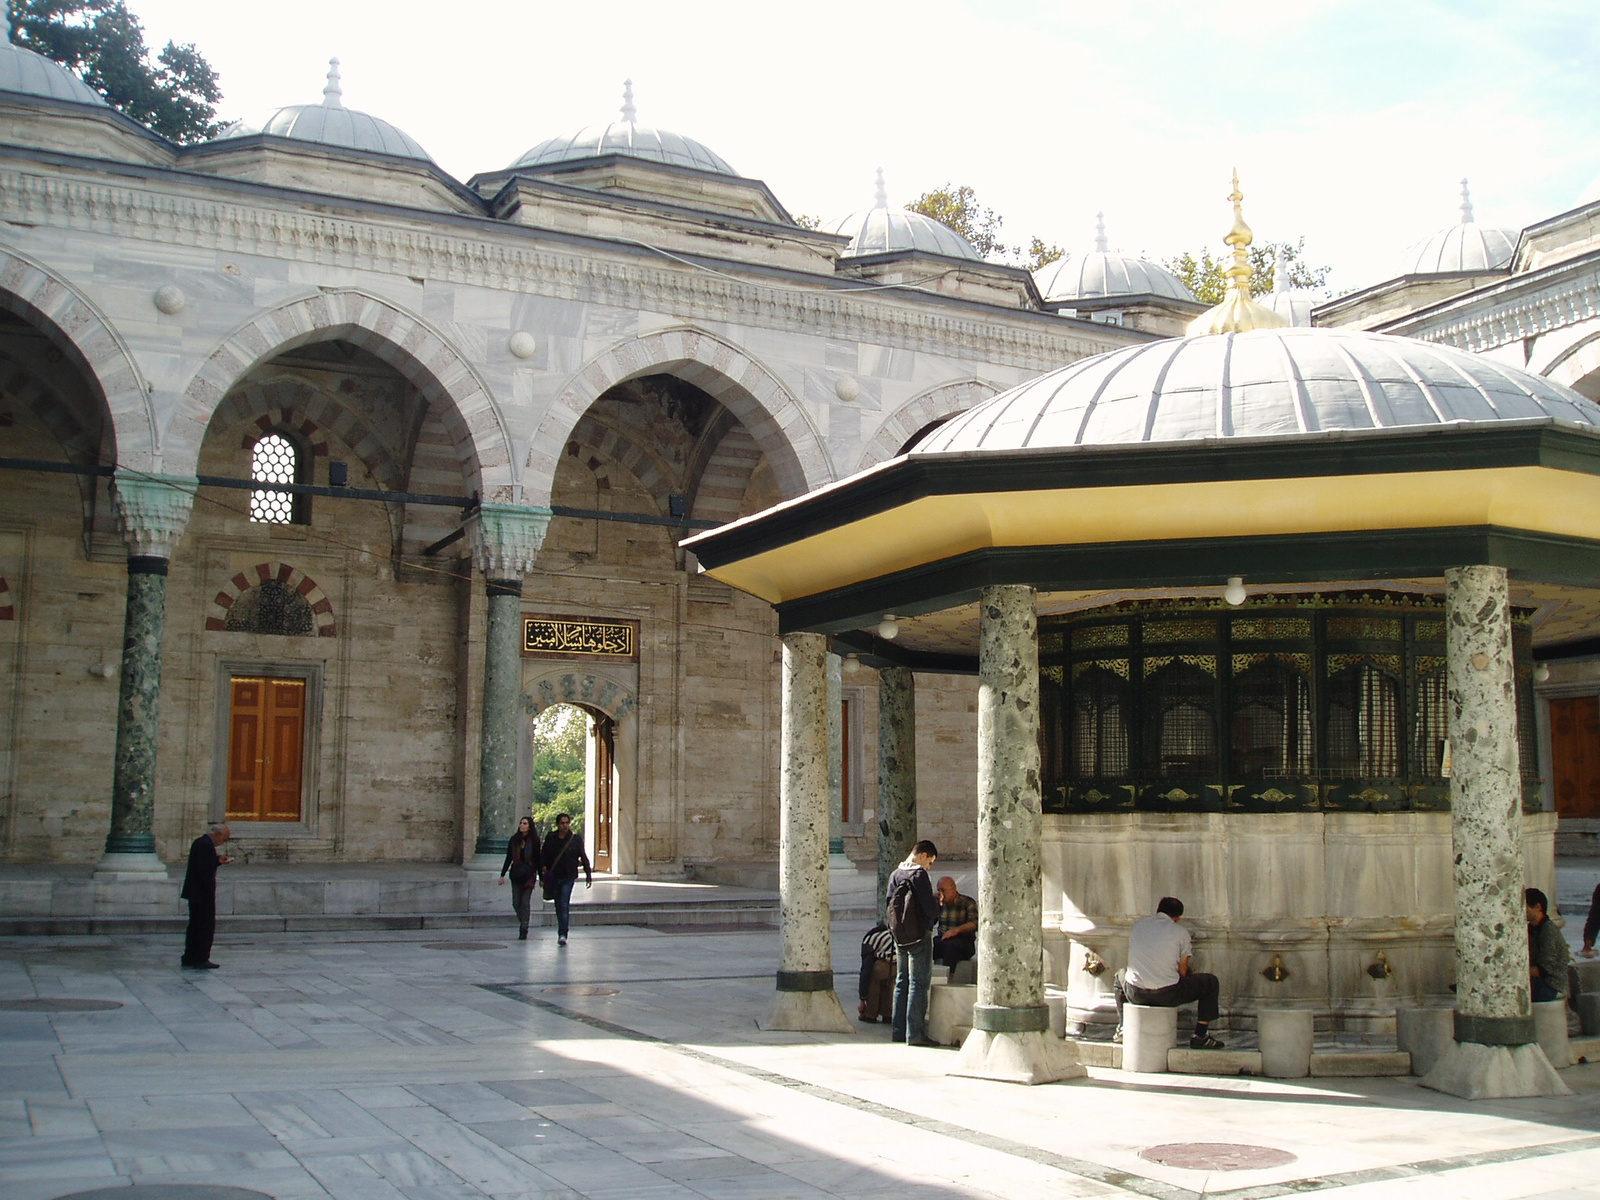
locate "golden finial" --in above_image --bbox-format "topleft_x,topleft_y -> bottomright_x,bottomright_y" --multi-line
1186,168 -> 1289,337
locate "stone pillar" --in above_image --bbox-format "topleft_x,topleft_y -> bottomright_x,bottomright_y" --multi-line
825,652 -> 853,869
954,585 -> 1084,1084
762,631 -> 852,1032
464,504 -> 551,869
1421,565 -> 1567,1099
877,665 -> 917,919
97,474 -> 196,877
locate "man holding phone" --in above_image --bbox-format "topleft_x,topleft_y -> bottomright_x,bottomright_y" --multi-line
180,822 -> 232,969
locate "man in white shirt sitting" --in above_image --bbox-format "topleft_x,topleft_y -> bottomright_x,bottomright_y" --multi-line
1115,896 -> 1224,1050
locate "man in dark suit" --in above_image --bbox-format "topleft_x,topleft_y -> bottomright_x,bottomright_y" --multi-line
180,823 -> 232,969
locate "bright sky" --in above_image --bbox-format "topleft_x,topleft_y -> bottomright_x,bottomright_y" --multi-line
118,0 -> 1600,293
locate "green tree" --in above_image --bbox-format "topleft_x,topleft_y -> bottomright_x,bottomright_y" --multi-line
1164,239 -> 1331,306
1025,236 -> 1065,271
530,705 -> 586,836
10,0 -> 223,143
905,185 -> 1063,270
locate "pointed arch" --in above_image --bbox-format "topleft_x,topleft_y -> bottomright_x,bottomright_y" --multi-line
522,670 -> 636,723
858,379 -> 999,471
206,562 -> 337,637
170,289 -> 514,499
525,327 -> 830,507
0,241 -> 150,467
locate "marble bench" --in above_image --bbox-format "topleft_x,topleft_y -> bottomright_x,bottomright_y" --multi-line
1258,1008 -> 1314,1078
1122,1004 -> 1177,1073
927,983 -> 976,1047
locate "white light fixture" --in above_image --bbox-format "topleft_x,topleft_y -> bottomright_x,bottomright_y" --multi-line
1224,576 -> 1247,606
842,653 -> 861,676
1534,662 -> 1552,684
877,614 -> 900,640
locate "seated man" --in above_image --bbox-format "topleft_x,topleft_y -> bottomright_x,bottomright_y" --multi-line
934,876 -> 977,976
1115,896 -> 1224,1050
1528,886 -> 1570,1003
858,920 -> 895,1022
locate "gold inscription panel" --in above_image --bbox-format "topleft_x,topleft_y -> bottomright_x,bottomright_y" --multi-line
523,616 -> 638,661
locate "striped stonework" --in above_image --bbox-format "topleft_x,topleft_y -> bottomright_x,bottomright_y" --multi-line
207,562 -> 336,637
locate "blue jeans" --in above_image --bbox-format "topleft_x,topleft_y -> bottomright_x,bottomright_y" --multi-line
892,938 -> 933,1041
554,878 -> 576,938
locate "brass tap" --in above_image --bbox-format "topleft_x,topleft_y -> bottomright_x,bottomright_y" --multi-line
1367,951 -> 1393,980
1262,954 -> 1289,982
1082,950 -> 1106,977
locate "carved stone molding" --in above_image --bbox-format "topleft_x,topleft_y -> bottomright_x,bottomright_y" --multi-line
112,472 -> 197,559
1381,259 -> 1600,354
464,503 -> 551,580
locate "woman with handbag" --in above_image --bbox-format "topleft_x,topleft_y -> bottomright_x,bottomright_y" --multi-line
498,816 -> 539,940
539,811 -> 592,946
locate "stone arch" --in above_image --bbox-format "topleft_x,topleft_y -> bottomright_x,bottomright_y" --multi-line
858,379 -> 998,470
0,241 -> 150,467
0,576 -> 12,621
171,289 -> 513,498
206,562 -> 337,637
521,670 -> 636,723
689,424 -> 766,527
1534,322 -> 1600,400
525,327 -> 830,507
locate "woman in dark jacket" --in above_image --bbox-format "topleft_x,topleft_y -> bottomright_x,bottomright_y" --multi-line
499,816 -> 539,940
540,811 -> 592,946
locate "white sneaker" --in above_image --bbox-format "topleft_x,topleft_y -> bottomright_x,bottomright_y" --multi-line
558,937 -> 567,947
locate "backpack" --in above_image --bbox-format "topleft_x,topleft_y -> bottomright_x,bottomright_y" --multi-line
886,873 -> 928,946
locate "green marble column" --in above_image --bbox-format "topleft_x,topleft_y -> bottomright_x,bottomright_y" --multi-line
464,504 -> 551,864
99,474 -> 196,874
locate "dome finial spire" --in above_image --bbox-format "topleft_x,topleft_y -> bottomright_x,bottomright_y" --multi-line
1460,177 -> 1474,224
1186,168 -> 1288,337
621,79 -> 636,123
1273,244 -> 1289,295
1094,212 -> 1108,253
322,57 -> 342,109
873,167 -> 888,209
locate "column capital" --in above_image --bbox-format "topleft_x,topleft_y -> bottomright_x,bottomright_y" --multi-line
112,472 -> 197,559
464,503 -> 551,581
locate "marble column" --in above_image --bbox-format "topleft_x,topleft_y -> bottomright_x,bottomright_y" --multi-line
97,473 -> 197,876
876,665 -> 917,919
464,504 -> 551,868
762,631 -> 853,1031
954,585 -> 1084,1084
825,652 -> 852,868
1422,565 -> 1567,1099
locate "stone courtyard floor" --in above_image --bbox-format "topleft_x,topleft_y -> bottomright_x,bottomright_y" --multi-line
3,917 -> 1600,1200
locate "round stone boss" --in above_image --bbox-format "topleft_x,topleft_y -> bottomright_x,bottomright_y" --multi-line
0,998 -> 123,1012
50,1187 -> 274,1199
1139,1143 -> 1297,1171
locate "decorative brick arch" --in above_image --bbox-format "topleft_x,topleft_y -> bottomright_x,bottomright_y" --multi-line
858,379 -> 999,471
221,376 -> 412,492
171,289 -> 513,499
0,242 -> 151,468
525,328 -> 830,507
521,671 -> 636,723
0,576 -> 13,621
207,562 -> 336,637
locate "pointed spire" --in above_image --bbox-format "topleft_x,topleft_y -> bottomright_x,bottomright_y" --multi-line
1186,169 -> 1288,337
621,79 -> 636,123
873,167 -> 888,209
1273,245 -> 1289,295
1459,177 -> 1474,224
1093,212 -> 1108,253
322,57 -> 342,108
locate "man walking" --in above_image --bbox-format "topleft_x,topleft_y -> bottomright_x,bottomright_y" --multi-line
1115,896 -> 1224,1049
886,839 -> 941,1047
180,822 -> 231,969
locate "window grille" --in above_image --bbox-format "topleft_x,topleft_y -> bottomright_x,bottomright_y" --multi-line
1231,661 -> 1313,778
1414,667 -> 1449,778
250,432 -> 300,524
1147,662 -> 1216,777
1070,667 -> 1130,776
224,579 -> 314,636
1326,663 -> 1401,776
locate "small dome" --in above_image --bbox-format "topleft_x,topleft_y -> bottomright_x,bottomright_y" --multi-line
1264,247 -> 1319,328
1034,214 -> 1193,303
0,17 -> 106,107
1396,179 -> 1517,274
216,59 -> 432,162
511,80 -> 735,175
913,327 -> 1599,454
827,170 -> 980,261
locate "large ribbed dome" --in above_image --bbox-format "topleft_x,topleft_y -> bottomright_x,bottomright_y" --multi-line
1034,214 -> 1192,303
511,80 -> 734,175
1396,179 -> 1517,274
0,20 -> 106,107
216,59 -> 432,162
913,327 -> 1600,454
828,170 -> 980,261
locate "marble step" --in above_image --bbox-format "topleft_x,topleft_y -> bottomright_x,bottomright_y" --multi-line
1067,1039 -> 1414,1077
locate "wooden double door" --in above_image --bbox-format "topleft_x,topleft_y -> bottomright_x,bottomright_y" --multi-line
1551,695 -> 1600,820
226,675 -> 307,822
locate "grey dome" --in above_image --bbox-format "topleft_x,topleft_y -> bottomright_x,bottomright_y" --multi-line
1396,179 -> 1517,274
0,24 -> 106,107
1034,215 -> 1192,302
828,170 -> 980,261
913,327 -> 1600,454
216,59 -> 432,162
1264,289 -> 1317,327
512,80 -> 735,175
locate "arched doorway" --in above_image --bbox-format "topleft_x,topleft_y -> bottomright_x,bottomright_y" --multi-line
521,670 -> 636,874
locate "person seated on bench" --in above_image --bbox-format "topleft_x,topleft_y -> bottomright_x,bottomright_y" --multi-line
934,876 -> 977,977
1115,896 -> 1224,1050
1528,886 -> 1570,1003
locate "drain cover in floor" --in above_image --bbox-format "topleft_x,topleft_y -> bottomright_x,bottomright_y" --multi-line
544,986 -> 621,996
1139,1142 -> 1297,1171
420,942 -> 504,951
52,1187 -> 273,1199
0,998 -> 123,1012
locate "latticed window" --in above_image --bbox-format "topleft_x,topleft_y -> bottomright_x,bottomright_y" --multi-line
1071,667 -> 1130,776
1147,663 -> 1217,777
1231,661 -> 1313,777
1327,664 -> 1401,776
250,432 -> 302,524
1414,668 -> 1450,778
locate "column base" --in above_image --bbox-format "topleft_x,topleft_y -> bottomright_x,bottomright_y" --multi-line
93,851 -> 167,880
463,852 -> 504,872
759,988 -> 854,1033
827,854 -> 858,873
1420,1040 -> 1571,1099
952,1029 -> 1087,1085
